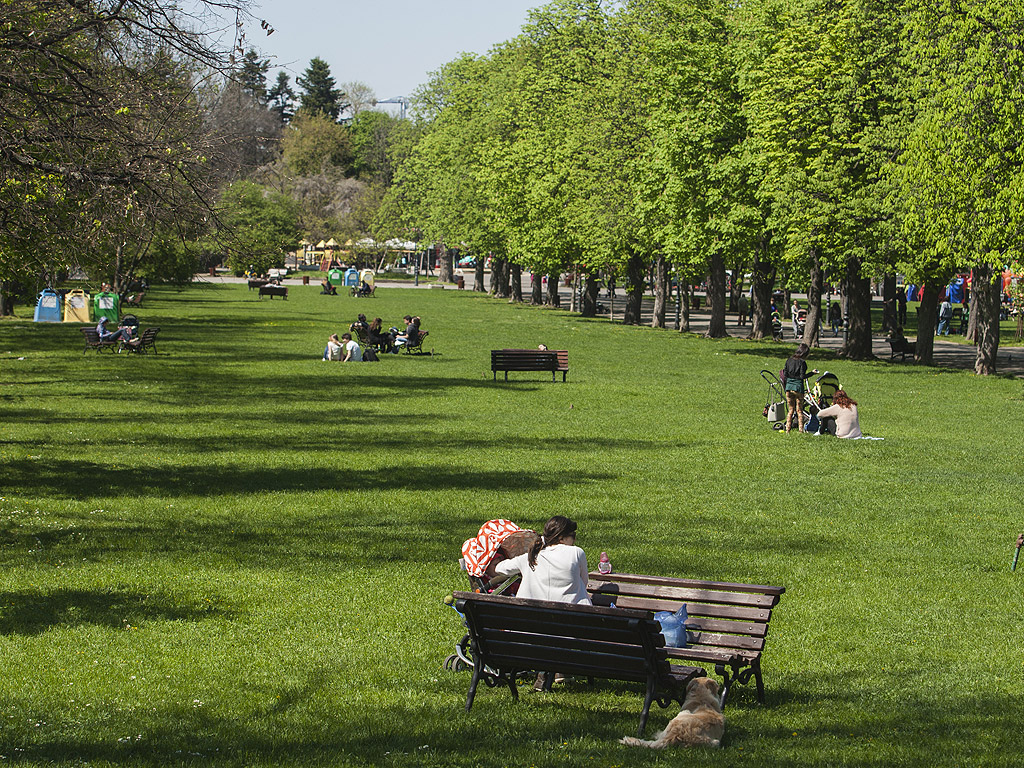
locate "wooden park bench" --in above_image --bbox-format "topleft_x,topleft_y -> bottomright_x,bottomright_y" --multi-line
588,572 -> 785,705
80,327 -> 118,353
247,278 -> 269,290
491,349 -> 569,382
258,285 -> 288,300
453,591 -> 705,736
401,329 -> 429,354
125,327 -> 160,355
888,336 -> 914,362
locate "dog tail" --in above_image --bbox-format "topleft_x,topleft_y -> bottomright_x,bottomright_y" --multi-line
619,736 -> 663,749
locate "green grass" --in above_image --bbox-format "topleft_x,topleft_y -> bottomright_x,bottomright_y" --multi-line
1,283 -> 1022,767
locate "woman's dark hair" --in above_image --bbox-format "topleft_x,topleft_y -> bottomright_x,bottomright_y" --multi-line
528,516 -> 578,570
833,390 -> 857,409
794,343 -> 809,359
357,313 -> 367,323
370,317 -> 383,333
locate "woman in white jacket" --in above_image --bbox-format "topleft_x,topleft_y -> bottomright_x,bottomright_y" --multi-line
493,516 -> 591,605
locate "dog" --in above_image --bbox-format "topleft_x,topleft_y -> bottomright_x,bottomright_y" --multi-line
619,676 -> 724,749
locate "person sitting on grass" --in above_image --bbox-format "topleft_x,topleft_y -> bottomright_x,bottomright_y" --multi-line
341,332 -> 362,362
320,277 -> 337,295
322,333 -> 342,361
815,390 -> 862,439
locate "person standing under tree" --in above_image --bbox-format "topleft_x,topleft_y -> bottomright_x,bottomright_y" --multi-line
782,343 -> 818,434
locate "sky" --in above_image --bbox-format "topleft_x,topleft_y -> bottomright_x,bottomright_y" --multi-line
240,1 -> 543,109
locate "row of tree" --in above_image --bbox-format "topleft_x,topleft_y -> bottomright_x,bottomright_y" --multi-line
377,0 -> 1024,374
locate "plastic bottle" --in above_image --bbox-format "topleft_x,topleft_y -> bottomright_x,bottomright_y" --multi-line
598,552 -> 612,574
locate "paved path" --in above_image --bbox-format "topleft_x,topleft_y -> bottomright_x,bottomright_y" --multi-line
200,272 -> 1024,377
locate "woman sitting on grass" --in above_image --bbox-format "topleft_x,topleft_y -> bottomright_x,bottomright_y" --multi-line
815,390 -> 862,439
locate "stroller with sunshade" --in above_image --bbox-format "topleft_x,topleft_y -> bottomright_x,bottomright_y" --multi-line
443,520 -> 538,672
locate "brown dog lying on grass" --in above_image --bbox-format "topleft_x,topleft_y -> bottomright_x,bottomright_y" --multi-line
620,677 -> 724,749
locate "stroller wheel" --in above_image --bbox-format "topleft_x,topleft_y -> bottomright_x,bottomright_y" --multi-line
772,422 -> 785,430
443,654 -> 458,670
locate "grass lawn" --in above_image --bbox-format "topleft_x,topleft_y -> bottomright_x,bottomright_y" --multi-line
1,283 -> 1022,767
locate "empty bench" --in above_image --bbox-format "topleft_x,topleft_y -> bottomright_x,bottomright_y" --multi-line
888,337 -> 914,361
453,591 -> 704,736
588,572 -> 785,704
491,349 -> 568,382
258,285 -> 288,300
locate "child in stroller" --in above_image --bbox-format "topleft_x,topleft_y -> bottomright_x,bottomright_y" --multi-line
771,310 -> 784,341
803,371 -> 841,434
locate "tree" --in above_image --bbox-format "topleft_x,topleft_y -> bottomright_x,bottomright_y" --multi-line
281,112 -> 354,177
340,81 -> 377,117
268,72 -> 297,123
297,57 -> 347,120
215,181 -> 299,275
0,0 -> 258,301
238,49 -> 270,104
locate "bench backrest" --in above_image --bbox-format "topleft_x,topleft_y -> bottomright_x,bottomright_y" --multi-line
588,573 -> 784,658
454,591 -> 668,683
139,327 -> 159,343
491,349 -> 568,371
81,328 -> 112,345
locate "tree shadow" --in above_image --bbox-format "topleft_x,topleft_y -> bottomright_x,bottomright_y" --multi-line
0,588 -> 232,636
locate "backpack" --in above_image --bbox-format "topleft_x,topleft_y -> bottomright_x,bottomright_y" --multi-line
362,347 -> 379,362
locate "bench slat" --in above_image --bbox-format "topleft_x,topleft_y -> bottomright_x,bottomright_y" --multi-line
475,616 -> 659,646
592,594 -> 772,622
479,642 -> 659,681
688,631 -> 765,652
590,581 -> 779,609
590,573 -> 785,597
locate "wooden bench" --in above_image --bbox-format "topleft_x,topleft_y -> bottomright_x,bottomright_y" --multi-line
258,285 -> 288,300
402,329 -> 429,354
247,278 -> 268,290
454,591 -> 705,736
587,572 -> 785,705
125,327 -> 160,355
888,336 -> 914,361
80,328 -> 117,353
491,349 -> 569,382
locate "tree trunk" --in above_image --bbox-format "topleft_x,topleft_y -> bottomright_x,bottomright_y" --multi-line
840,257 -> 874,359
706,251 -> 728,338
803,249 -> 823,347
113,242 -> 124,294
749,242 -> 774,340
680,283 -> 690,332
966,282 -> 978,342
545,273 -> 560,307
530,272 -> 542,305
510,263 -> 523,303
973,263 -> 1001,375
881,273 -> 897,334
915,282 -> 939,364
623,253 -> 646,325
474,257 -> 486,293
0,281 -> 13,316
438,243 -> 455,283
491,257 -> 509,299
581,273 -> 599,317
651,255 -> 668,328
729,259 -> 744,312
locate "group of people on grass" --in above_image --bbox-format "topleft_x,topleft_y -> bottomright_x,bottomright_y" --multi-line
321,313 -> 423,361
781,343 -> 863,438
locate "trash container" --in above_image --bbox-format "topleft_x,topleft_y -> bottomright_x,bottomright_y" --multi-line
34,289 -> 62,322
328,269 -> 344,283
456,275 -> 465,290
302,275 -> 309,285
93,291 -> 120,324
209,267 -> 217,277
344,268 -> 359,287
63,289 -> 91,323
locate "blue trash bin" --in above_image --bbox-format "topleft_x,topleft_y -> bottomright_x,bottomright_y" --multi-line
344,268 -> 359,287
34,289 -> 62,322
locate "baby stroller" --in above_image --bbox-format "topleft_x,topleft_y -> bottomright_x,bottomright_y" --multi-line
760,369 -> 788,430
444,522 -> 538,672
802,371 -> 841,433
770,311 -> 784,341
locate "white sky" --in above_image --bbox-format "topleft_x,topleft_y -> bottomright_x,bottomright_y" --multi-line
243,1 -> 543,107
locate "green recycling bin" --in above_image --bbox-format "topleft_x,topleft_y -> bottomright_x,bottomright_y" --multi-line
328,269 -> 344,283
93,291 -> 120,324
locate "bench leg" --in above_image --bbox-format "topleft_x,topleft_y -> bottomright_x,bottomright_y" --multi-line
465,666 -> 482,712
638,677 -> 657,737
752,658 -> 765,704
715,662 -> 735,707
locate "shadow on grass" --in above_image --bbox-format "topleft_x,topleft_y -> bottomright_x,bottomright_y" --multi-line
2,460 -> 614,500
0,588 -> 231,635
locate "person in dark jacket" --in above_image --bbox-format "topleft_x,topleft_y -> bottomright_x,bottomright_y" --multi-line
782,343 -> 818,434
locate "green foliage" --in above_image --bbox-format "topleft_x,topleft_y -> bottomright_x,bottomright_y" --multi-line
215,181 -> 299,274
281,112 -> 354,177
0,284 -> 1022,765
268,71 -> 297,123
237,49 -> 270,104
